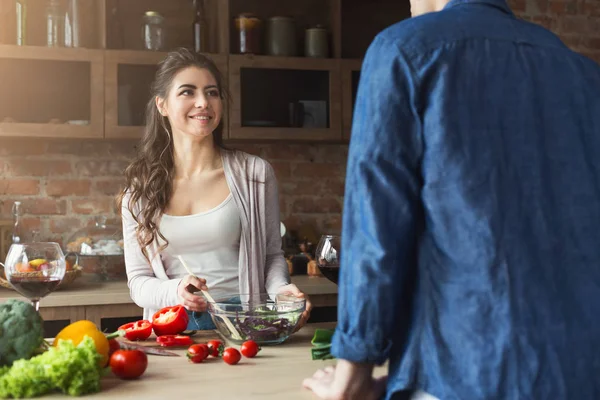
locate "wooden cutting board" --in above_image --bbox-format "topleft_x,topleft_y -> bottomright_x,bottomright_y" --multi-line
118,330 -> 222,348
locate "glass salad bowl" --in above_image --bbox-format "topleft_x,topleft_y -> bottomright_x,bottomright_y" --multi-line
207,293 -> 306,345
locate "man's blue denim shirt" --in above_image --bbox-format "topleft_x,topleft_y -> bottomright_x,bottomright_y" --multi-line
332,0 -> 600,399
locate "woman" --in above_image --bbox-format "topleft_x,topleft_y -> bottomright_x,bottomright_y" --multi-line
119,48 -> 311,330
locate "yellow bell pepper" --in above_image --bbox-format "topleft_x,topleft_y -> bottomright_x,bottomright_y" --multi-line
54,320 -> 114,366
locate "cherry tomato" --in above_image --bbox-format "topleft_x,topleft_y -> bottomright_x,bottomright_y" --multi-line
187,344 -> 210,363
109,349 -> 148,380
222,347 -> 241,365
240,340 -> 261,358
108,339 -> 120,357
207,340 -> 224,357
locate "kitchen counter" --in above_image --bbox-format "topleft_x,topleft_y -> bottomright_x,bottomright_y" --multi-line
0,275 -> 338,327
49,322 -> 387,399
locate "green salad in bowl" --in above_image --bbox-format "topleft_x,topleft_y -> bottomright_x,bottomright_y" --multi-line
207,293 -> 305,345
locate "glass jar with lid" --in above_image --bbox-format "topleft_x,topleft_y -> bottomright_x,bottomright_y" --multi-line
142,10 -> 165,51
65,216 -> 125,282
234,13 -> 262,54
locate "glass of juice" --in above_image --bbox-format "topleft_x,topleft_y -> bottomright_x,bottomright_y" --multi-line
1,242 -> 66,312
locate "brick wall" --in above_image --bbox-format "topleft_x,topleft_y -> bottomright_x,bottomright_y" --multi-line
508,0 -> 600,64
0,138 -> 347,247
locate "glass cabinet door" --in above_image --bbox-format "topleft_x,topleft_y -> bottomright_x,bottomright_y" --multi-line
0,47 -> 103,138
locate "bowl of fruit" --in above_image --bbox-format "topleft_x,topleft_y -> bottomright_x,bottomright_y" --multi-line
207,293 -> 305,345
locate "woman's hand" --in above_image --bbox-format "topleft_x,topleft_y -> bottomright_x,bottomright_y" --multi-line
177,275 -> 209,312
303,360 -> 387,400
277,283 -> 312,331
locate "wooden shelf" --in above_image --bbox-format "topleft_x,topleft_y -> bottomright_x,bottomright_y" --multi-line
104,49 -> 171,64
0,123 -> 101,139
342,58 -> 363,71
229,127 -> 341,142
0,44 -> 103,61
229,54 -> 339,71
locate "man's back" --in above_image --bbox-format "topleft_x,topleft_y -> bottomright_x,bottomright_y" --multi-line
355,0 -> 600,398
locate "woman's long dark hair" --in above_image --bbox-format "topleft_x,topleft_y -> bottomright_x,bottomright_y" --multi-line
118,48 -> 229,261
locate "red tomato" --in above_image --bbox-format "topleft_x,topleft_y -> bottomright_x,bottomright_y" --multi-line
187,344 -> 210,363
207,340 -> 224,357
109,349 -> 148,380
108,339 -> 120,357
222,347 -> 241,365
240,340 -> 261,358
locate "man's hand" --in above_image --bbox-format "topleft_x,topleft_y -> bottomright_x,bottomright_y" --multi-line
303,359 -> 387,400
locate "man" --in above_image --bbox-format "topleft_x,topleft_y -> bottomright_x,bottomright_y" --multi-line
303,0 -> 600,399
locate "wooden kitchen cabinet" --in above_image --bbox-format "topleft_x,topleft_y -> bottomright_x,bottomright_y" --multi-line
104,51 -> 162,139
0,0 -> 410,142
104,50 -> 228,139
0,276 -> 337,337
0,45 -> 104,139
228,55 -> 342,141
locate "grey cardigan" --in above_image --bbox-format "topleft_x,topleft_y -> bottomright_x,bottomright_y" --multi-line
121,150 -> 291,320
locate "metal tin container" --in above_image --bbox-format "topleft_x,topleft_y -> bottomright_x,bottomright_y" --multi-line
305,26 -> 329,58
267,16 -> 296,57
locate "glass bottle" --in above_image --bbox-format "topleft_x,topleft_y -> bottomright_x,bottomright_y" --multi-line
142,11 -> 165,51
64,0 -> 80,48
11,201 -> 22,244
192,0 -> 208,53
15,0 -> 27,46
46,0 -> 65,47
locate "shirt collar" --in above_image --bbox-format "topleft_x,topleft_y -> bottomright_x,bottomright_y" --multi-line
443,0 -> 514,15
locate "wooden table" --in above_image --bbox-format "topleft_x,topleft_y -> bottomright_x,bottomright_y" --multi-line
49,322 -> 387,399
0,275 -> 338,327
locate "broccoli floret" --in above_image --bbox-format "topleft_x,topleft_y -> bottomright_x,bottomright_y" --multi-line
0,299 -> 44,367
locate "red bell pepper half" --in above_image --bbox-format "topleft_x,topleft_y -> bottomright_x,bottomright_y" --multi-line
156,335 -> 194,347
118,320 -> 153,341
152,305 -> 189,336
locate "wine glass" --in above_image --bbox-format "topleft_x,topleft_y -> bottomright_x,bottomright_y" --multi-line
0,242 -> 66,312
315,235 -> 341,285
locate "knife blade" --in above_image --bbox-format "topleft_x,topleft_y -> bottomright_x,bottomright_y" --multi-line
117,341 -> 181,357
